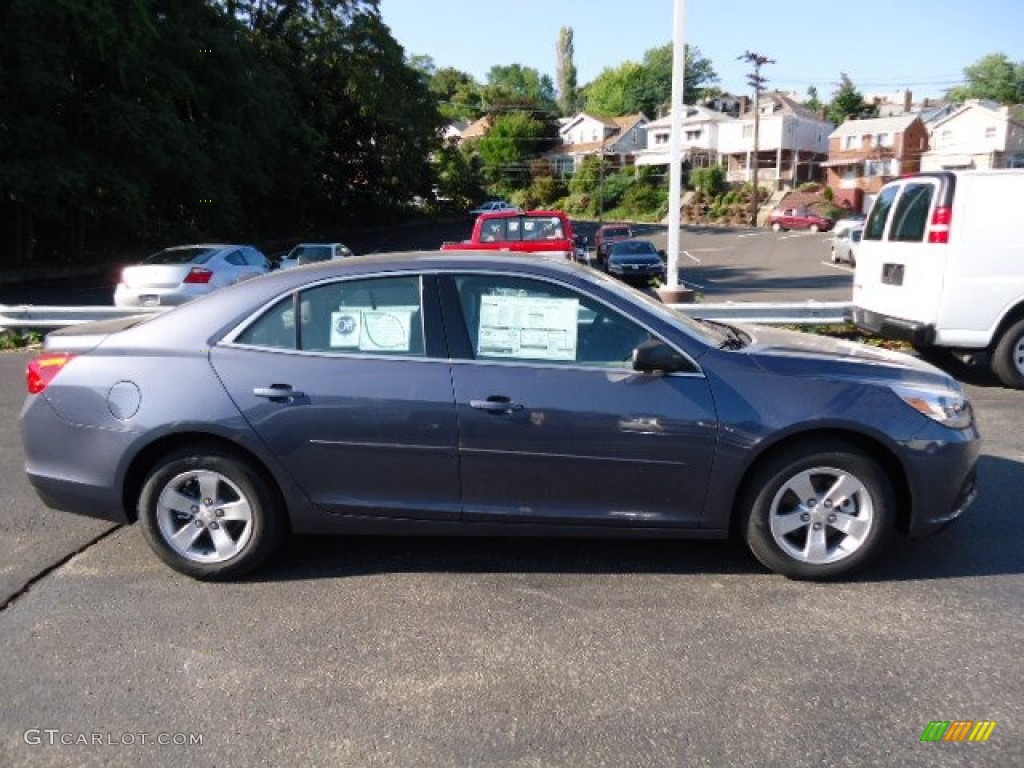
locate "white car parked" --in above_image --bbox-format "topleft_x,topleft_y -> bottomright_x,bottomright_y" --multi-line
114,244 -> 270,307
278,243 -> 354,270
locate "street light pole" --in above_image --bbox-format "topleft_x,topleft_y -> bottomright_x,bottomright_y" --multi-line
664,0 -> 687,294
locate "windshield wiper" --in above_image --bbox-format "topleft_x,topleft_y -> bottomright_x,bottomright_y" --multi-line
699,318 -> 749,350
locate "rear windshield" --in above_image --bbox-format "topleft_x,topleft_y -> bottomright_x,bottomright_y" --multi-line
144,246 -> 218,265
603,228 -> 631,239
888,183 -> 935,242
294,246 -> 333,263
864,186 -> 898,241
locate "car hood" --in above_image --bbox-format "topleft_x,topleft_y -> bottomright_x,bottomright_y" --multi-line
739,324 -> 955,386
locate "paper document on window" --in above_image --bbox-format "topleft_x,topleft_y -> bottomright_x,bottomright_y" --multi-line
477,295 -> 578,360
331,308 -> 413,352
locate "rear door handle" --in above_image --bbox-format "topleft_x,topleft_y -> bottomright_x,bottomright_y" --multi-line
470,397 -> 524,413
253,384 -> 305,402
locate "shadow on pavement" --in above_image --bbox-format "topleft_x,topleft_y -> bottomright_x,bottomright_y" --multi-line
250,453 -> 1022,584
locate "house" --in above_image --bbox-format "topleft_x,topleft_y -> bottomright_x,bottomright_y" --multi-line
546,112 -> 648,176
457,115 -> 493,145
716,92 -> 833,188
921,100 -> 1024,171
634,105 -> 736,169
824,115 -> 928,212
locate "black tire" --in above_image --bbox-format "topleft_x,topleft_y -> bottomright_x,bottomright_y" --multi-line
739,439 -> 895,580
991,317 -> 1024,389
138,445 -> 285,580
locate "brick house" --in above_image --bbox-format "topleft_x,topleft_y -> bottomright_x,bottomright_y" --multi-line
824,115 -> 928,212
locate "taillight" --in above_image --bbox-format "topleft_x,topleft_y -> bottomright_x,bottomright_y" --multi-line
183,267 -> 213,284
928,206 -> 952,244
27,353 -> 76,394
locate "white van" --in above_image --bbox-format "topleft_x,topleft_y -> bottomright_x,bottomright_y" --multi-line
852,169 -> 1024,388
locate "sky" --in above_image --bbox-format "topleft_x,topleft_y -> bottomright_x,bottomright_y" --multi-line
378,0 -> 1024,102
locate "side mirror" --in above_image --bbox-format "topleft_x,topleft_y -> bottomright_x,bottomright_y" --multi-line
632,339 -> 690,374
657,249 -> 667,260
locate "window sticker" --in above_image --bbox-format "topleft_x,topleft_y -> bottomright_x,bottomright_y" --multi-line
477,295 -> 578,361
331,307 -> 414,352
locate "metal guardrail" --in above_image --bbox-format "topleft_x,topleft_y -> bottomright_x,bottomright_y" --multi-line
1,301 -> 853,332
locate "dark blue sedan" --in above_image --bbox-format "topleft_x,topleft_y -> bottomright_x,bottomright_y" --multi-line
20,252 -> 980,581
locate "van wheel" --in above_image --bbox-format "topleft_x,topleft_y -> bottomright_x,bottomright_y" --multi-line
991,318 -> 1024,388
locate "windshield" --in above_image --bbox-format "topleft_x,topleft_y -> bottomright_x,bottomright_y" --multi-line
611,241 -> 656,256
143,246 -> 218,265
581,269 -> 724,347
602,228 -> 630,239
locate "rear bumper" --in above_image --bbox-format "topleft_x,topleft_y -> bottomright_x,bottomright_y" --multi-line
853,307 -> 936,347
26,472 -> 129,524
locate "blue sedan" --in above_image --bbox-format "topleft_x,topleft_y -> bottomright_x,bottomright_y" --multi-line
21,252 -> 979,581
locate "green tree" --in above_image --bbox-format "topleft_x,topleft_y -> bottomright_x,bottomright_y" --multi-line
556,27 -> 578,116
483,64 -> 557,114
828,73 -> 877,125
476,111 -> 554,196
432,141 -> 483,208
803,85 -> 823,113
583,44 -> 718,116
947,53 -> 1024,104
429,67 -> 484,121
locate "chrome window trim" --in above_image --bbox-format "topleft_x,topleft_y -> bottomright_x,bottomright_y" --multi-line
219,267 -> 705,377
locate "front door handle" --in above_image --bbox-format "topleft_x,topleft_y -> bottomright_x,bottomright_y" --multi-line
470,396 -> 524,413
253,384 -> 305,402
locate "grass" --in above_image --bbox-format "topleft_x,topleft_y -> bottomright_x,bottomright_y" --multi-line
0,330 -> 44,351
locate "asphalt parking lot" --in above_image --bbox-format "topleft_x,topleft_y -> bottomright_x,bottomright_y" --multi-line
2,362 -> 1023,765
1,226 -> 1021,766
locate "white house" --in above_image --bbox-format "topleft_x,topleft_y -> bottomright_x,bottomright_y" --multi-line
921,100 -> 1024,171
716,93 -> 833,186
634,105 -> 736,168
546,113 -> 648,176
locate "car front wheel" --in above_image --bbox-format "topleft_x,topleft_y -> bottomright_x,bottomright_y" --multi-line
771,222 -> 782,232
740,440 -> 894,580
138,446 -> 285,580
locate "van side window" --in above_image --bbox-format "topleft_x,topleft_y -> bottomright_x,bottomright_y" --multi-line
864,185 -> 898,241
889,183 -> 935,242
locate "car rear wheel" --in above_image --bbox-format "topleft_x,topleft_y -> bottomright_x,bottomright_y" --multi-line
740,440 -> 894,580
991,317 -> 1024,389
138,446 -> 285,580
810,223 -> 820,233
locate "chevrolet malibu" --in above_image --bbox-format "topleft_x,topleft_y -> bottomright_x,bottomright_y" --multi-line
21,252 -> 979,581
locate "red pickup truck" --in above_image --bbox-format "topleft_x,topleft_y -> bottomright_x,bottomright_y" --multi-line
441,210 -> 581,261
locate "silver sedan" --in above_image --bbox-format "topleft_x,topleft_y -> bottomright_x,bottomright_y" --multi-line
114,244 -> 270,307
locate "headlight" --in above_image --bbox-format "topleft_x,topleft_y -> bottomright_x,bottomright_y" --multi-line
891,384 -> 973,429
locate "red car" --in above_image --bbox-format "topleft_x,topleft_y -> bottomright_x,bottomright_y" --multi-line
593,223 -> 633,267
768,207 -> 834,232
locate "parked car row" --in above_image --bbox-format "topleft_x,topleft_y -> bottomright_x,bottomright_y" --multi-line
113,241 -> 355,307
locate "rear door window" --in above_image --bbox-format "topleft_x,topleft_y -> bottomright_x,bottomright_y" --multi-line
888,183 -> 935,242
864,185 -> 899,241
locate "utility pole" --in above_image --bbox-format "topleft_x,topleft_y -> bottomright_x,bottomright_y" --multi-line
738,50 -> 774,227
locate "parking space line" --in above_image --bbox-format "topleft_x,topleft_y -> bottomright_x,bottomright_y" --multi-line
680,250 -> 701,264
